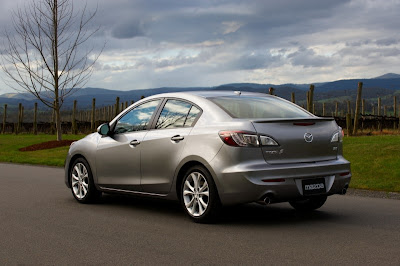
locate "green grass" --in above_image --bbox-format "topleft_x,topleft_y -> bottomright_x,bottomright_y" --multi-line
0,134 -> 84,167
0,134 -> 399,192
343,135 -> 400,192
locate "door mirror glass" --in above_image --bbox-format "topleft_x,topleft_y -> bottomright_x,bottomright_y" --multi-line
97,123 -> 110,136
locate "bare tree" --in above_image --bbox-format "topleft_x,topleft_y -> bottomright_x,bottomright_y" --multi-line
1,0 -> 103,140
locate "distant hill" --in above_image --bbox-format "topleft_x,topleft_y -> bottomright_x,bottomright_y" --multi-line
0,73 -> 399,111
374,73 -> 400,79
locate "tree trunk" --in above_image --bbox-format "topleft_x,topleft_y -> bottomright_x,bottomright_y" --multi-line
353,82 -> 363,135
33,102 -> 38,135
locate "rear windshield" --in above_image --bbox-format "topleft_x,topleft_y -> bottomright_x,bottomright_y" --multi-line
209,96 -> 312,119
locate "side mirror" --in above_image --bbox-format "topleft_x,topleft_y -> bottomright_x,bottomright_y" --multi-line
97,123 -> 110,136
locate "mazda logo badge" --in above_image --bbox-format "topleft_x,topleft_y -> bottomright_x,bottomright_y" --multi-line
304,133 -> 313,143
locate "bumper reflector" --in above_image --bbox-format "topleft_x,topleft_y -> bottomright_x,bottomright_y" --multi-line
262,178 -> 285,183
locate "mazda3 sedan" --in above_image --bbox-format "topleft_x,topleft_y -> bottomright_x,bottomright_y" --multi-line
65,91 -> 351,222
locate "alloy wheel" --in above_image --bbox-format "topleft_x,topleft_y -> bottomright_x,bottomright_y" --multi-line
71,162 -> 89,199
183,171 -> 210,217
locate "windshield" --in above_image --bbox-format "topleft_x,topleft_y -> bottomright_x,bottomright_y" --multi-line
209,96 -> 312,119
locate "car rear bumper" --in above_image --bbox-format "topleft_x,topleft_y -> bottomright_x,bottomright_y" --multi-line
210,156 -> 351,206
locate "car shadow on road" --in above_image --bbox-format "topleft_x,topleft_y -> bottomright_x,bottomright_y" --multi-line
218,203 -> 342,226
86,193 -> 345,226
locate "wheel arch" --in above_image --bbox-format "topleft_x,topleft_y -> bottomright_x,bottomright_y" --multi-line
67,154 -> 89,187
175,160 -> 220,202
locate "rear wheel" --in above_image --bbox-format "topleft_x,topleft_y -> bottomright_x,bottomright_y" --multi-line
289,196 -> 327,211
70,158 -> 101,203
181,166 -> 221,223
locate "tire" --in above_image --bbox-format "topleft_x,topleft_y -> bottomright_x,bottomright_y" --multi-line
180,165 -> 221,223
289,196 -> 327,211
70,157 -> 101,203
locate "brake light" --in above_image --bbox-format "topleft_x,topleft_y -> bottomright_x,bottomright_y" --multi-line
218,131 -> 259,147
331,128 -> 344,143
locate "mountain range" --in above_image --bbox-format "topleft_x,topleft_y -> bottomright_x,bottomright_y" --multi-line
1,73 -> 400,111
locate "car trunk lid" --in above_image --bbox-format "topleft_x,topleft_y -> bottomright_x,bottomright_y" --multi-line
252,118 -> 339,165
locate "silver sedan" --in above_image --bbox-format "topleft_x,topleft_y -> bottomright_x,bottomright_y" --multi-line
65,91 -> 351,223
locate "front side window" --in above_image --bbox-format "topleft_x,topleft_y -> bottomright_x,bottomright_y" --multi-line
115,100 -> 161,134
156,100 -> 200,129
209,96 -> 312,119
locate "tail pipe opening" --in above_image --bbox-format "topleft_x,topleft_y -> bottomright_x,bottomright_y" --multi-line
259,193 -> 274,205
341,185 -> 349,195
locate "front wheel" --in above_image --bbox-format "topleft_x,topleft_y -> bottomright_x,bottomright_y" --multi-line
181,166 -> 221,223
289,196 -> 327,211
70,157 -> 101,203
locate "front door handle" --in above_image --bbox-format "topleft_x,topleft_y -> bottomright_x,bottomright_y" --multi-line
129,140 -> 141,146
171,135 -> 184,141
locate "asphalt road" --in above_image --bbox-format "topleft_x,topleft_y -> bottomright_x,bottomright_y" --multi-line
1,163 -> 399,265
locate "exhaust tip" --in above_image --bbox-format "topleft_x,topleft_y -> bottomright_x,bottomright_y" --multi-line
341,185 -> 349,195
264,197 -> 271,205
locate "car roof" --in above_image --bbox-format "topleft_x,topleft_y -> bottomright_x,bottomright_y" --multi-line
146,90 -> 273,99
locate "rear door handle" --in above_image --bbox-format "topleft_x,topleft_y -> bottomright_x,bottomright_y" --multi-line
129,140 -> 140,146
171,135 -> 184,141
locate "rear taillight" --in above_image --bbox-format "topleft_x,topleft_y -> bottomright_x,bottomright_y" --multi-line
219,131 -> 259,147
219,131 -> 279,147
331,127 -> 344,143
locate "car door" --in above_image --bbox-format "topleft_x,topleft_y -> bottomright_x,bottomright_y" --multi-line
96,99 -> 162,191
140,99 -> 202,194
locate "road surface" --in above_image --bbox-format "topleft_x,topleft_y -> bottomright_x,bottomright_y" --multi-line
0,163 -> 399,265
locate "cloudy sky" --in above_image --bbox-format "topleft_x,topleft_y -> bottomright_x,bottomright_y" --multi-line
1,0 -> 400,93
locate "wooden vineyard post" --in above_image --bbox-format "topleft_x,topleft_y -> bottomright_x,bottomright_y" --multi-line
394,96 -> 398,129
33,103 -> 38,135
322,103 -> 326,116
346,113 -> 352,136
347,101 -> 351,117
2,104 -> 7,134
269,87 -> 275,95
353,82 -> 363,135
108,106 -> 112,121
335,102 -> 338,117
362,99 -> 365,114
313,103 -> 315,115
306,91 -> 310,111
308,85 -> 314,113
16,103 -> 22,134
291,92 -> 295,103
115,97 -> 120,117
378,97 -> 381,116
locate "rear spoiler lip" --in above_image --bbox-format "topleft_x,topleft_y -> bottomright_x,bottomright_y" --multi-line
251,117 -> 335,123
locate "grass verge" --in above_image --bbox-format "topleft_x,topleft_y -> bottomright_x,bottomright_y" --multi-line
343,135 -> 400,192
0,134 -> 84,167
0,134 -> 399,192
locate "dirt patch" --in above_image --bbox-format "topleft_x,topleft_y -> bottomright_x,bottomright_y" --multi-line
19,140 -> 77,152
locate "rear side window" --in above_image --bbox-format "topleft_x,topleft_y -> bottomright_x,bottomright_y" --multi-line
209,96 -> 312,119
156,99 -> 201,129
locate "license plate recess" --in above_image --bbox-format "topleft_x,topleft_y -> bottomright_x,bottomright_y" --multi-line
302,178 -> 326,196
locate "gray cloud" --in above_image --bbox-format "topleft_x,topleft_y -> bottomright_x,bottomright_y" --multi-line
111,20 -> 145,39
288,47 -> 334,68
1,0 -> 400,93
